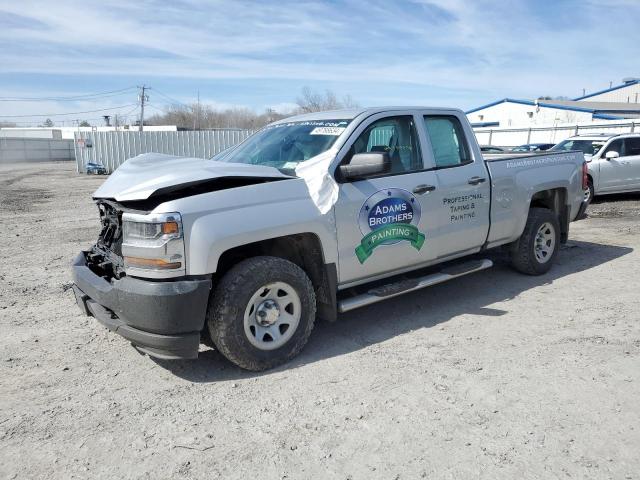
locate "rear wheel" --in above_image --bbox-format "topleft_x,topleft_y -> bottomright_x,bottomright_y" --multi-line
207,256 -> 316,371
510,208 -> 560,275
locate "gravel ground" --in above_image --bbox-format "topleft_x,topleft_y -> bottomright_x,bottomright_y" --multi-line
1,161 -> 639,480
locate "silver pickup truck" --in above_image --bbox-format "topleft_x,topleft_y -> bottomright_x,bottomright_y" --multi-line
72,107 -> 587,371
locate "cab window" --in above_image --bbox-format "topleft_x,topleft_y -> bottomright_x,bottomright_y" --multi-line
349,116 -> 422,174
424,116 -> 472,168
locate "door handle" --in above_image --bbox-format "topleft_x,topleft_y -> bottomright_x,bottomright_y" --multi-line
468,176 -> 486,185
413,184 -> 436,195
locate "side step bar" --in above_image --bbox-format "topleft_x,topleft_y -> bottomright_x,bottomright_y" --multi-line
338,259 -> 493,313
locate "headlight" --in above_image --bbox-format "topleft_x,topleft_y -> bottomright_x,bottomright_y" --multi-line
122,212 -> 185,278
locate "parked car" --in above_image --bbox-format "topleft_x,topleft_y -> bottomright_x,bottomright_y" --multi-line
480,145 -> 506,153
551,133 -> 640,203
511,143 -> 555,152
72,107 -> 586,371
85,162 -> 107,175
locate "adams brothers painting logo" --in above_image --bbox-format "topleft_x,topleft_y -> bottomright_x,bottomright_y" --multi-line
355,188 -> 426,264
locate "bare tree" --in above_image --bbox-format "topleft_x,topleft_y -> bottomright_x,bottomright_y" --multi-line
146,87 -> 359,130
0,121 -> 17,128
147,104 -> 289,130
295,86 -> 358,113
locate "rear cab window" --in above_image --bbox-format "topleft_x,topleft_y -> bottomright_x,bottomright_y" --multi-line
423,115 -> 472,168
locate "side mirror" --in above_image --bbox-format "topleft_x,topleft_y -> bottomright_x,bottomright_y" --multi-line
339,152 -> 391,180
605,151 -> 620,160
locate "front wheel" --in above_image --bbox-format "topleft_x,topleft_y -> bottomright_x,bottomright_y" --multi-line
509,208 -> 560,275
584,178 -> 594,205
207,256 -> 316,371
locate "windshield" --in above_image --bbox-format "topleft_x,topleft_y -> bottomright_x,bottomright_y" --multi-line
215,119 -> 350,172
551,139 -> 606,156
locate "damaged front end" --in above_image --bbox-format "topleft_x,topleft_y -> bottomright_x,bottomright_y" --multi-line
85,200 -> 126,280
85,199 -> 187,280
71,198 -> 211,360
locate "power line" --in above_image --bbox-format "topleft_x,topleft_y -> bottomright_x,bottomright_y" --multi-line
0,87 -> 137,102
120,105 -> 140,117
145,103 -> 169,113
152,88 -> 191,108
0,103 -> 139,118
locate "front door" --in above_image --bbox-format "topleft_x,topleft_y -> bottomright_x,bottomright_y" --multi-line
334,114 -> 441,286
599,138 -> 629,191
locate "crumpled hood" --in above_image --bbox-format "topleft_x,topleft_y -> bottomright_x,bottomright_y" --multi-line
93,153 -> 291,201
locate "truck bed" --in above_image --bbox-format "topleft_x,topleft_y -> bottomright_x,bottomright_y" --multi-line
482,150 -> 585,248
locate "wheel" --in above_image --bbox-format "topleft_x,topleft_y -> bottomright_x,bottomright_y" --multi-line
584,178 -> 594,205
207,256 -> 316,371
509,208 -> 560,275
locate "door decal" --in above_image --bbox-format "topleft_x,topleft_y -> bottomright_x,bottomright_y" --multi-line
355,188 -> 426,264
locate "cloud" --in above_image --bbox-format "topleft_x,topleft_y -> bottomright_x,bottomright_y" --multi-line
0,0 -> 638,120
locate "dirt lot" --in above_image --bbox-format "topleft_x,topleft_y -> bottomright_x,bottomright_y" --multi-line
1,161 -> 639,479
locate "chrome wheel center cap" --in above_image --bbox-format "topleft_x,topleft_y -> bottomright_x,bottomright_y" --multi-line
255,299 -> 280,326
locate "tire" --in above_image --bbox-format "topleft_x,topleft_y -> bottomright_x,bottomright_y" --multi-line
207,256 -> 316,371
509,208 -> 560,275
584,178 -> 594,205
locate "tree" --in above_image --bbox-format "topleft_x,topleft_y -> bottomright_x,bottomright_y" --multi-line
41,118 -> 54,127
146,104 -> 289,130
0,121 -> 17,128
145,87 -> 359,129
79,120 -> 91,127
295,86 -> 359,113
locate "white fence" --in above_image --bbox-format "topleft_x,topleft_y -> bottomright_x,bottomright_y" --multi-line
74,129 -> 254,173
474,120 -> 638,147
0,137 -> 74,164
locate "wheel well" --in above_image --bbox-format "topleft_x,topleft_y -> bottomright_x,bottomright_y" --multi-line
529,188 -> 569,243
216,234 -> 337,322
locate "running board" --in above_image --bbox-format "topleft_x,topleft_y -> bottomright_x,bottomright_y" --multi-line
337,259 -> 493,313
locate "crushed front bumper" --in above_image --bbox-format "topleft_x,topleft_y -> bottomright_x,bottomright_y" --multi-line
71,252 -> 211,360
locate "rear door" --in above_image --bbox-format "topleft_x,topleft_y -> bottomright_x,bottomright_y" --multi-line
420,113 -> 491,259
333,111 -> 442,286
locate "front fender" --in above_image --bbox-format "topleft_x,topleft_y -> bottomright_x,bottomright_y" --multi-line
187,198 -> 337,275
155,178 -> 338,276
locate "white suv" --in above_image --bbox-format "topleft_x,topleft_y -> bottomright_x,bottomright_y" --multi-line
552,133 -> 640,203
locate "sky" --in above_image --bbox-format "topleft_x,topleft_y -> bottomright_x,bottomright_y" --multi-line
0,0 -> 639,126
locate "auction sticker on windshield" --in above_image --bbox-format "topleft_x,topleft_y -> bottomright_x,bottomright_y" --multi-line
310,126 -> 346,136
355,188 -> 426,264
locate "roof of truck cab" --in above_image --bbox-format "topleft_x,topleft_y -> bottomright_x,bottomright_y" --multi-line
272,106 -> 464,124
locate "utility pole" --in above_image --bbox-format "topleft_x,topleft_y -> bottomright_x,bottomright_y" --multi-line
138,85 -> 149,132
192,90 -> 202,130
196,90 -> 201,130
